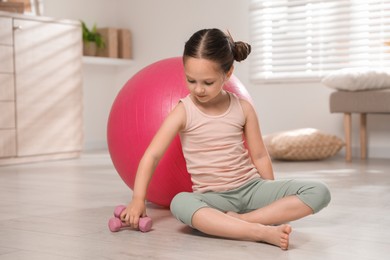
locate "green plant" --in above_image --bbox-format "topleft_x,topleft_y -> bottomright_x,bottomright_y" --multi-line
81,21 -> 105,49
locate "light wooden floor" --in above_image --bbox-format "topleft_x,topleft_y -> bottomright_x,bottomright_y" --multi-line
0,150 -> 389,260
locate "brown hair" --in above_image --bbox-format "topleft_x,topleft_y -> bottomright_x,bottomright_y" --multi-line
183,28 -> 251,73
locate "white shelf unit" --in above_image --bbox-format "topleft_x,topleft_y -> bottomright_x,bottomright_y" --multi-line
82,56 -> 133,66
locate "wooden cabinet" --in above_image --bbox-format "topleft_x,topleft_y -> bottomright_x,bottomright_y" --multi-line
0,16 -> 16,158
0,12 -> 83,165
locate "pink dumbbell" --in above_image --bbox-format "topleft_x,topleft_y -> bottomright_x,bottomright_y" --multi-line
108,205 -> 152,232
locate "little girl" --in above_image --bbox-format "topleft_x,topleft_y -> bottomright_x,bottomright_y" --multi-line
121,28 -> 331,250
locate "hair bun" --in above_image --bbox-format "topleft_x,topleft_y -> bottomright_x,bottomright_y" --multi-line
233,41 -> 251,62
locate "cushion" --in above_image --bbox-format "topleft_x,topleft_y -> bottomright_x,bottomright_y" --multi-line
263,128 -> 344,161
321,67 -> 390,91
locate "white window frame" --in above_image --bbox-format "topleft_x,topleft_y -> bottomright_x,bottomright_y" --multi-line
249,0 -> 390,83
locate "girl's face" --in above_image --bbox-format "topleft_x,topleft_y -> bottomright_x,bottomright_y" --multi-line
184,57 -> 231,104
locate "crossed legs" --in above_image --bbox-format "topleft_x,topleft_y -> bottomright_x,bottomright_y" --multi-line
171,179 -> 331,250
191,203 -> 296,250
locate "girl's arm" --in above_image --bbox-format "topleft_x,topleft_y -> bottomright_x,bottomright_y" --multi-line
240,99 -> 275,180
121,102 -> 186,227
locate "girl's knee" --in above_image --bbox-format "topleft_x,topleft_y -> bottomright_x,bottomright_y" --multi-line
170,192 -> 205,226
297,181 -> 331,214
170,192 -> 191,215
318,182 -> 331,205
311,181 -> 331,213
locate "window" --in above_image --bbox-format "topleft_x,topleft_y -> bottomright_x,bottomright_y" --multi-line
249,0 -> 390,82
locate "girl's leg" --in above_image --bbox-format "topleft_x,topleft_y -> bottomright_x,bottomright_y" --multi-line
191,207 -> 292,250
170,191 -> 292,249
228,179 -> 331,225
227,195 -> 312,225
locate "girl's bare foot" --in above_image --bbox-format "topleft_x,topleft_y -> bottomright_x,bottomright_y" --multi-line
258,224 -> 292,250
227,211 -> 291,249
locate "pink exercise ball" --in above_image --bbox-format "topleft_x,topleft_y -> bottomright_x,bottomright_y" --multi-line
107,57 -> 253,207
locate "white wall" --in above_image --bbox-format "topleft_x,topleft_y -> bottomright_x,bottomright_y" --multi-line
45,0 -> 122,149
44,0 -> 390,158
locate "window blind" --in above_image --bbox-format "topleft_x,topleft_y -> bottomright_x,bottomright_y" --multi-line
249,0 -> 390,82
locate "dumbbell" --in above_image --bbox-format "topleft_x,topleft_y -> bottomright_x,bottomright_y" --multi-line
108,205 -> 152,232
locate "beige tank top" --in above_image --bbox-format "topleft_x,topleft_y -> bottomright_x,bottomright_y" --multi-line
179,92 -> 260,193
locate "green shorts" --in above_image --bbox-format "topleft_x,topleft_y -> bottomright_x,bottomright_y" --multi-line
170,178 -> 330,227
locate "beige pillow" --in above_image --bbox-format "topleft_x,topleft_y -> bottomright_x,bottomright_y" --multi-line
263,128 -> 344,161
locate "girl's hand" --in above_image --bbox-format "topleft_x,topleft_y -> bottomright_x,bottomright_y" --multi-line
120,198 -> 146,229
